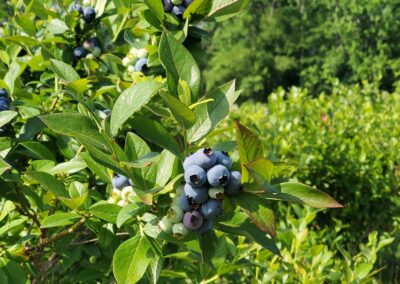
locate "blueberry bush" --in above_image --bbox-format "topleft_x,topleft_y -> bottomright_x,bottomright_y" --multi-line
0,0 -> 342,282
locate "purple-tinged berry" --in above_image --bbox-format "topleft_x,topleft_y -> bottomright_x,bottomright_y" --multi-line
183,211 -> 203,230
159,216 -> 173,233
162,0 -> 174,12
184,183 -> 209,204
167,205 -> 184,223
215,151 -> 232,169
201,199 -> 222,219
83,7 -> 96,23
0,88 -> 8,98
184,148 -> 217,170
196,219 -> 212,234
171,5 -> 186,17
73,47 -> 87,59
112,174 -> 130,189
184,165 -> 206,187
207,164 -> 230,187
134,58 -> 148,73
225,171 -> 241,196
209,187 -> 224,200
172,223 -> 188,239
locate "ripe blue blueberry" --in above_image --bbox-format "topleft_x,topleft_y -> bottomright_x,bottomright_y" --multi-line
215,151 -> 232,169
184,165 -> 206,187
134,58 -> 148,73
183,0 -> 193,7
207,164 -> 230,187
0,88 -> 8,98
183,148 -> 217,170
225,171 -> 241,196
201,199 -> 222,219
162,0 -> 173,11
70,4 -> 83,14
184,183 -> 208,204
183,211 -> 203,230
0,97 -> 9,111
83,7 -> 96,23
73,47 -> 87,59
178,193 -> 192,212
112,174 -> 130,189
83,38 -> 100,51
171,5 -> 186,17
196,219 -> 212,234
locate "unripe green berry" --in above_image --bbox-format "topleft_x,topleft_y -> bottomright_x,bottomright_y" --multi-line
209,187 -> 224,200
172,223 -> 188,239
92,46 -> 101,57
167,205 -> 184,223
89,256 -> 97,263
159,216 -> 173,233
171,0 -> 183,4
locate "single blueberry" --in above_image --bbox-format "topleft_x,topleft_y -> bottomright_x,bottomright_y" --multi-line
184,165 -> 207,187
0,101 -> 9,111
225,171 -> 241,196
159,216 -> 173,233
112,174 -> 130,189
83,7 -> 96,23
207,164 -> 230,187
0,88 -> 8,98
70,4 -> 83,14
208,187 -> 224,200
83,38 -> 100,51
183,211 -> 203,230
201,199 -> 222,219
73,46 -> 87,59
183,148 -> 217,170
172,223 -> 189,239
167,205 -> 184,223
171,5 -> 186,17
184,183 -> 209,204
134,58 -> 148,73
215,151 -> 233,169
178,194 -> 192,212
183,0 -> 193,7
196,219 -> 212,234
162,0 -> 173,12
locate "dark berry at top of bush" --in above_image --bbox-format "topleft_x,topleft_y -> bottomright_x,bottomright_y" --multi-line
83,38 -> 100,51
184,165 -> 207,187
112,174 -> 130,189
70,4 -> 83,14
207,164 -> 230,187
0,88 -> 8,98
171,5 -> 186,17
184,148 -> 217,170
162,0 -> 174,12
73,47 -> 87,59
0,98 -> 9,111
135,58 -> 148,73
83,7 -> 96,23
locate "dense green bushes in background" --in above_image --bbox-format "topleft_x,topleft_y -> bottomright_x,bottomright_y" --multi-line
208,83 -> 400,282
204,0 -> 400,99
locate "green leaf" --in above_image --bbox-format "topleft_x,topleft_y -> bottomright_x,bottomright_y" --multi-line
116,203 -> 150,228
41,212 -> 81,228
110,81 -> 161,136
113,233 -> 154,284
262,182 -> 343,208
0,217 -> 28,237
207,0 -> 249,21
0,111 -> 17,128
160,92 -> 196,129
25,171 -> 69,198
39,112 -> 110,153
144,0 -> 164,22
50,59 -> 80,82
0,258 -> 29,284
244,158 -> 274,185
131,116 -> 184,160
235,121 -> 264,183
3,62 -> 21,94
199,230 -> 218,263
156,150 -> 177,187
231,192 -> 276,237
81,152 -> 111,183
47,19 -> 70,34
0,201 -> 15,223
46,157 -> 87,175
187,80 -> 237,143
89,202 -> 121,223
15,14 -> 37,36
354,263 -> 373,280
159,31 -> 201,99
183,0 -> 213,19
0,158 -> 11,175
177,79 -> 191,105
19,141 -> 56,161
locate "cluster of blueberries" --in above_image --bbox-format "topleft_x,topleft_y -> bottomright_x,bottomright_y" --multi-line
0,88 -> 9,112
70,4 -> 101,60
107,175 -> 137,207
159,148 -> 242,239
122,48 -> 149,74
162,0 -> 193,18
